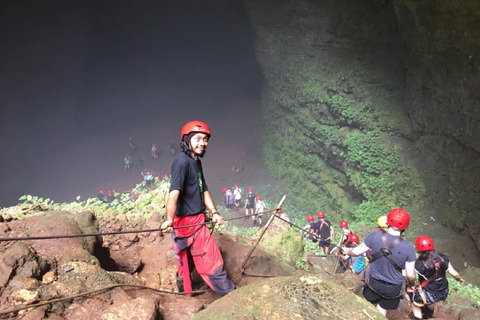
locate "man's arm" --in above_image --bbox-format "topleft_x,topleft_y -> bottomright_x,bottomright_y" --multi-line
404,260 -> 416,287
343,242 -> 370,257
161,190 -> 180,232
204,190 -> 225,226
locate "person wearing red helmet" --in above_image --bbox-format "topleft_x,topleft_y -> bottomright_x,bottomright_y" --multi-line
124,154 -> 130,170
406,236 -> 464,320
346,234 -> 365,275
244,188 -> 256,220
311,211 -> 335,255
233,184 -> 242,210
304,215 -> 318,242
254,195 -> 266,225
342,208 -> 416,317
160,121 -> 235,296
97,189 -> 107,203
339,220 -> 353,246
151,143 -> 158,159
106,190 -> 115,203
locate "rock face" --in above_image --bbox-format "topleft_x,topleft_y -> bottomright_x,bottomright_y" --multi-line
243,0 -> 480,258
191,275 -> 382,320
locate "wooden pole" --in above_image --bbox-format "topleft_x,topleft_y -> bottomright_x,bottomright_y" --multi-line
239,195 -> 287,273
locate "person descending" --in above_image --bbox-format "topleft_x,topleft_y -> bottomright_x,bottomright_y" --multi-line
305,214 -> 318,242
342,208 -> 416,317
222,188 -> 228,207
225,188 -> 234,209
142,168 -> 153,188
124,154 -> 131,170
233,184 -> 242,211
169,139 -> 176,156
278,208 -> 291,227
406,236 -> 465,320
254,195 -> 266,225
151,143 -> 158,159
97,190 -> 107,203
245,188 -> 255,219
376,215 -> 389,232
340,220 -> 353,245
106,190 -> 116,203
313,211 -> 335,255
160,120 -> 235,296
341,234 -> 365,275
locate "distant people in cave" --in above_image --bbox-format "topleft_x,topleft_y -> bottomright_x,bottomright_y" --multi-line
106,190 -> 115,203
124,154 -> 131,170
129,136 -> 135,155
169,139 -> 176,156
97,189 -> 107,203
151,143 -> 158,159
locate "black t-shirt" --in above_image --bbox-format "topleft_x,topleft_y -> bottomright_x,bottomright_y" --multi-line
416,254 -> 450,293
169,153 -> 208,217
312,219 -> 332,239
364,230 -> 416,285
246,193 -> 255,206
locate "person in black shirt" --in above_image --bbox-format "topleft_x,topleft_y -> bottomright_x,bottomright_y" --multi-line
407,236 -> 464,320
160,121 -> 235,296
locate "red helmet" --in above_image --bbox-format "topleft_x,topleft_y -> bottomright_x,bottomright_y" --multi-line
234,184 -> 238,188
125,154 -> 128,156
143,168 -> 147,172
317,211 -> 325,218
387,208 -> 410,230
152,143 -> 156,146
171,140 -> 174,143
340,220 -> 348,228
416,236 -> 434,252
222,188 -> 227,193
248,188 -> 252,192
99,189 -> 103,193
108,190 -> 112,194
278,209 -> 283,213
348,234 -> 360,243
181,120 -> 211,141
307,215 -> 314,222
255,196 -> 261,200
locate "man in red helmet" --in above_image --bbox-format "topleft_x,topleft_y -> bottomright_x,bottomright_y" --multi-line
244,188 -> 255,220
342,208 -> 416,316
233,184 -> 242,211
161,121 -> 235,296
254,195 -> 266,225
312,211 -> 335,255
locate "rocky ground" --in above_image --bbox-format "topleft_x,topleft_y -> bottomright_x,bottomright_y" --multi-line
0,201 -> 479,319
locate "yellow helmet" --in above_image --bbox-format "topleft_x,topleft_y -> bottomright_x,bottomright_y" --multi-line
377,216 -> 388,228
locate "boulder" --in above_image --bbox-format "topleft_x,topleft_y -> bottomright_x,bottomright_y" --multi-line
191,275 -> 382,320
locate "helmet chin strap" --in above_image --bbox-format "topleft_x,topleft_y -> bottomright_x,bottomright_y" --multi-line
181,141 -> 204,158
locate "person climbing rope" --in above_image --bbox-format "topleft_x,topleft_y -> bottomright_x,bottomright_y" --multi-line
160,120 -> 235,296
245,188 -> 255,219
342,208 -> 416,317
233,184 -> 242,211
406,235 -> 465,320
313,211 -> 335,255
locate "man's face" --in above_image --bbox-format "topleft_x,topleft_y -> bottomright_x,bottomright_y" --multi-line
189,133 -> 209,156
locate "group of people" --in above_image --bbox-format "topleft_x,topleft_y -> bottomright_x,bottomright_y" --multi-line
133,120 -> 464,320
97,189 -> 116,204
339,209 -> 464,319
123,137 -> 177,170
221,186 -> 276,226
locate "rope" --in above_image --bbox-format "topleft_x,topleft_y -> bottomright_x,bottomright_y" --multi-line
0,208 -> 285,242
0,284 -> 208,316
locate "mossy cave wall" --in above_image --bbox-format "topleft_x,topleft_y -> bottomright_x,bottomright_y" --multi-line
243,0 -> 480,251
